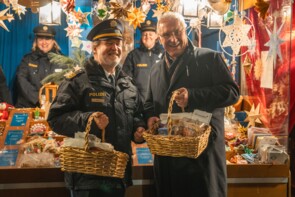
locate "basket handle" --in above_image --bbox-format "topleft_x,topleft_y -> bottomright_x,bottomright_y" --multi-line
167,91 -> 185,135
84,114 -> 106,151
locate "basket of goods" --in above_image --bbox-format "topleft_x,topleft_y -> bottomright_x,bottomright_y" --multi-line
59,114 -> 129,178
143,91 -> 211,159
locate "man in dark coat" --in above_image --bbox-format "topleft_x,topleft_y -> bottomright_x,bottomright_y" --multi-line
47,19 -> 146,197
123,20 -> 163,102
15,25 -> 63,108
144,12 -> 240,197
0,66 -> 12,104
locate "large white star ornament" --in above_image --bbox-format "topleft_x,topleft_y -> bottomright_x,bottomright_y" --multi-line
244,103 -> 262,128
264,16 -> 285,67
221,15 -> 252,56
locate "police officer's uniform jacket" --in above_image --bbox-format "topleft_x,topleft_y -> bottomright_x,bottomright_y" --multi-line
15,48 -> 62,107
47,57 -> 145,190
123,42 -> 163,102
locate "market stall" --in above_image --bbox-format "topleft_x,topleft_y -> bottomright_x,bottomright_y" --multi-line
0,0 -> 294,197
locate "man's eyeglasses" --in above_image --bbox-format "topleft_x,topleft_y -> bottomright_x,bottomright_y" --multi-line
159,28 -> 185,39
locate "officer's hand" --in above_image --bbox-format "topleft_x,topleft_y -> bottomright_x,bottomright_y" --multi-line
147,116 -> 160,129
92,112 -> 109,130
134,127 -> 145,143
174,87 -> 188,111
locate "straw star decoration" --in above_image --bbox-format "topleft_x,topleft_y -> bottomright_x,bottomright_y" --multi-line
0,8 -> 14,31
243,54 -> 252,75
126,7 -> 146,29
109,2 -> 132,19
81,40 -> 92,54
221,15 -> 251,56
244,103 -> 262,127
65,23 -> 83,39
70,37 -> 82,48
70,8 -> 91,25
264,15 -> 285,66
12,3 -> 26,19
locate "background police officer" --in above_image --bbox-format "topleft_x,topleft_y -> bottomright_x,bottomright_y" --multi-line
15,24 -> 63,107
123,20 -> 163,102
48,19 -> 146,197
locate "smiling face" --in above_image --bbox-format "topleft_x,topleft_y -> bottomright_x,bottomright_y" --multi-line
36,36 -> 55,53
93,38 -> 122,73
141,31 -> 158,49
158,18 -> 188,60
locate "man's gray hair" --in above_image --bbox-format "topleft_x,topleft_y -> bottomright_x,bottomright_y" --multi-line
157,12 -> 187,34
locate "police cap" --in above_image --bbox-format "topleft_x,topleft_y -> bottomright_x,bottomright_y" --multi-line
87,19 -> 124,41
33,25 -> 56,37
140,20 -> 157,32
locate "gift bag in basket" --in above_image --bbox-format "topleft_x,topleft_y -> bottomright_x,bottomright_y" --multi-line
143,91 -> 211,159
59,114 -> 129,178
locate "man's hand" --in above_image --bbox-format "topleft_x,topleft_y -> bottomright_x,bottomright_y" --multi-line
134,127 -> 145,143
174,87 -> 188,111
147,116 -> 160,129
92,112 -> 109,130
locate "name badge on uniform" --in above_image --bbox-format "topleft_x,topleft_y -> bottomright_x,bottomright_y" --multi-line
28,63 -> 38,68
89,91 -> 106,103
55,69 -> 63,72
136,64 -> 148,67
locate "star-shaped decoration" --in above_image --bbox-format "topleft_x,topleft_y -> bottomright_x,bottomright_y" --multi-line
81,40 -> 92,54
12,3 -> 26,19
109,2 -> 132,19
243,54 -> 252,75
64,23 -> 83,39
152,8 -> 164,19
244,103 -> 262,127
61,0 -> 75,14
264,16 -> 285,67
221,14 -> 252,56
0,8 -> 14,32
126,7 -> 146,29
70,36 -> 82,48
70,8 -> 91,26
73,65 -> 82,71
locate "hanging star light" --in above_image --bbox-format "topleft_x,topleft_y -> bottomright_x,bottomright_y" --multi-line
221,13 -> 252,56
244,103 -> 262,127
264,15 -> 285,67
81,40 -> 92,54
70,37 -> 82,48
126,7 -> 146,29
70,8 -> 91,25
65,23 -> 83,39
0,8 -> 14,31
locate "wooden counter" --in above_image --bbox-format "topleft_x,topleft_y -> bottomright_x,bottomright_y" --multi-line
0,164 -> 290,197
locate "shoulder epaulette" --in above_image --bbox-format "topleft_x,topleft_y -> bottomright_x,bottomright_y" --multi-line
64,68 -> 84,79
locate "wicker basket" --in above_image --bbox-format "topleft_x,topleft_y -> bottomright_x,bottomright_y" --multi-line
143,91 -> 211,159
59,114 -> 129,178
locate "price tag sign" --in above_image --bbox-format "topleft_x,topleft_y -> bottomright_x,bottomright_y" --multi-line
10,113 -> 28,127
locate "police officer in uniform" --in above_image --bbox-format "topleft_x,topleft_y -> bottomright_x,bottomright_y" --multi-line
47,19 -> 146,197
15,25 -> 63,108
123,20 -> 163,102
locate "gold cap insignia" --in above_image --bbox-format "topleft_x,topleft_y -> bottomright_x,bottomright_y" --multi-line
43,26 -> 48,31
146,20 -> 151,25
110,20 -> 117,27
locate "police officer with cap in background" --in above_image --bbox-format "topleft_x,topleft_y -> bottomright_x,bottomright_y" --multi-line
123,20 -> 163,102
15,24 -> 63,108
48,19 -> 146,197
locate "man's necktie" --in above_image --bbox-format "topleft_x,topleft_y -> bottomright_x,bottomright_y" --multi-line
108,75 -> 115,87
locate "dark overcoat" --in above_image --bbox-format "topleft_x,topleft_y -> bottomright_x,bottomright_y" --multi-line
144,41 -> 240,197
